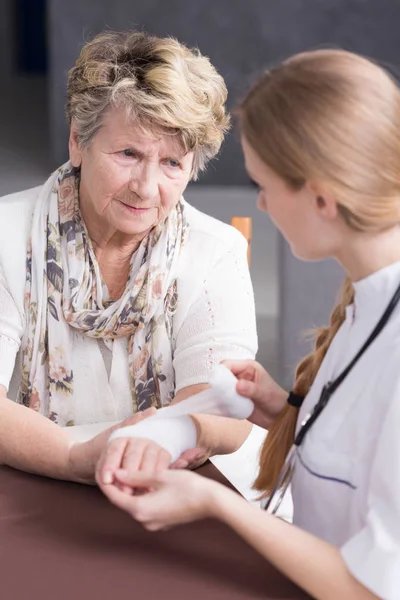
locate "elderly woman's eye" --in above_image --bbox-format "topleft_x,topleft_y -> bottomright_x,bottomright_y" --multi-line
167,159 -> 181,168
120,149 -> 136,158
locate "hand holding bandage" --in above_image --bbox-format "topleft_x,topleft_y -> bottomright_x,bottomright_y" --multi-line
96,365 -> 254,487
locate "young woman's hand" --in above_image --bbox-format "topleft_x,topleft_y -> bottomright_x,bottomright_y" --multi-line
223,360 -> 288,429
100,468 -> 230,530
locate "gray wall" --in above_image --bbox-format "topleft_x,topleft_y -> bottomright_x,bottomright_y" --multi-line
48,0 -> 400,185
278,250 -> 345,388
184,185 -> 280,379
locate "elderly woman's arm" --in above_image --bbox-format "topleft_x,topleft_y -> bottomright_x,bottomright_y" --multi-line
0,385 -> 83,480
0,386 -> 146,483
173,384 -> 252,461
97,384 -> 252,483
170,230 -> 258,462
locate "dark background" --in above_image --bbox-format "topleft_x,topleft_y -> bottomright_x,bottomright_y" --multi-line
3,0 -> 400,184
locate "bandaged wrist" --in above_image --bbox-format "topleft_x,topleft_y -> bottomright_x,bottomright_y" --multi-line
108,365 -> 254,464
108,415 -> 197,464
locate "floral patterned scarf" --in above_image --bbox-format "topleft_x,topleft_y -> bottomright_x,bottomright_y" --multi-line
18,163 -> 187,425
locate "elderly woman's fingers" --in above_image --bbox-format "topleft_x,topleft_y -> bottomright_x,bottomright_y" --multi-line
98,437 -> 171,492
120,439 -> 171,475
97,437 -> 129,485
90,408 -> 157,483
96,409 -> 158,483
120,438 -> 149,474
114,469 -> 160,488
140,445 -> 171,473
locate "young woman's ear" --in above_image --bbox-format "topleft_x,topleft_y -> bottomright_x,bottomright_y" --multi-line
308,183 -> 338,221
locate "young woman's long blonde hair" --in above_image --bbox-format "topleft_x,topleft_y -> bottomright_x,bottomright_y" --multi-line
236,49 -> 400,495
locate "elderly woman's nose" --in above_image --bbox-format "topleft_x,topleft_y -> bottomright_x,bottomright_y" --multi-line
129,165 -> 159,200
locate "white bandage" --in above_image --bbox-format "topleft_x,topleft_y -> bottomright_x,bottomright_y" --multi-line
109,415 -> 197,464
108,364 -> 254,463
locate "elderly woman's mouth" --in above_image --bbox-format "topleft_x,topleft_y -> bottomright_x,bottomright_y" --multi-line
119,200 -> 152,214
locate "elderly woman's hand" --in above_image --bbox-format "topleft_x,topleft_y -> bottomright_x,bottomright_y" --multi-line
68,408 -> 158,484
96,436 -> 172,489
223,360 -> 288,430
95,413 -> 207,491
96,440 -> 207,489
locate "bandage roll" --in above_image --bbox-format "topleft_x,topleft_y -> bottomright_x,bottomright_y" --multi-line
108,364 -> 255,463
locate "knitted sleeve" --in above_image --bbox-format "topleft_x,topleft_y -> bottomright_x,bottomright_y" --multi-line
173,235 -> 258,392
0,261 -> 23,391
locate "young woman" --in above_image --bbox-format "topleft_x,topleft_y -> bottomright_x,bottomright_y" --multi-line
98,49 -> 400,600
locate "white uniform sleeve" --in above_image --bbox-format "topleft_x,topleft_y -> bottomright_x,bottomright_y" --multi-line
0,261 -> 23,391
341,374 -> 400,600
173,234 -> 258,392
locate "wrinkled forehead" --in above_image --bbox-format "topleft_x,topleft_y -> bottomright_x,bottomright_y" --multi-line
100,105 -> 187,155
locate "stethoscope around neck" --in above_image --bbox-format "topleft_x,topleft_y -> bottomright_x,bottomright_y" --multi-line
262,278 -> 400,513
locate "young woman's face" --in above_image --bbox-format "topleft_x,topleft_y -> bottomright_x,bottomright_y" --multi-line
241,136 -> 340,262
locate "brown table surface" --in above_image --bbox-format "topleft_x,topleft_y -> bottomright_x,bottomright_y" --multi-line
0,463 -> 309,600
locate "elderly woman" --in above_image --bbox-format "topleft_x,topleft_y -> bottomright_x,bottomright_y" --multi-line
0,31 -> 257,481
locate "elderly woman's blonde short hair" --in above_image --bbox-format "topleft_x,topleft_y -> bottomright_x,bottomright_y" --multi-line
66,31 -> 230,179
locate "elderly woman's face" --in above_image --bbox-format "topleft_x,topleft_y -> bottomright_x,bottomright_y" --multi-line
69,108 -> 194,237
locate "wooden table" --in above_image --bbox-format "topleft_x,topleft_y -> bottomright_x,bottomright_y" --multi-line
0,463 -> 309,599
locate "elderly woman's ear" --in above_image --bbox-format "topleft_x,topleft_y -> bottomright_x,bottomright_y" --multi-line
69,119 -> 82,168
